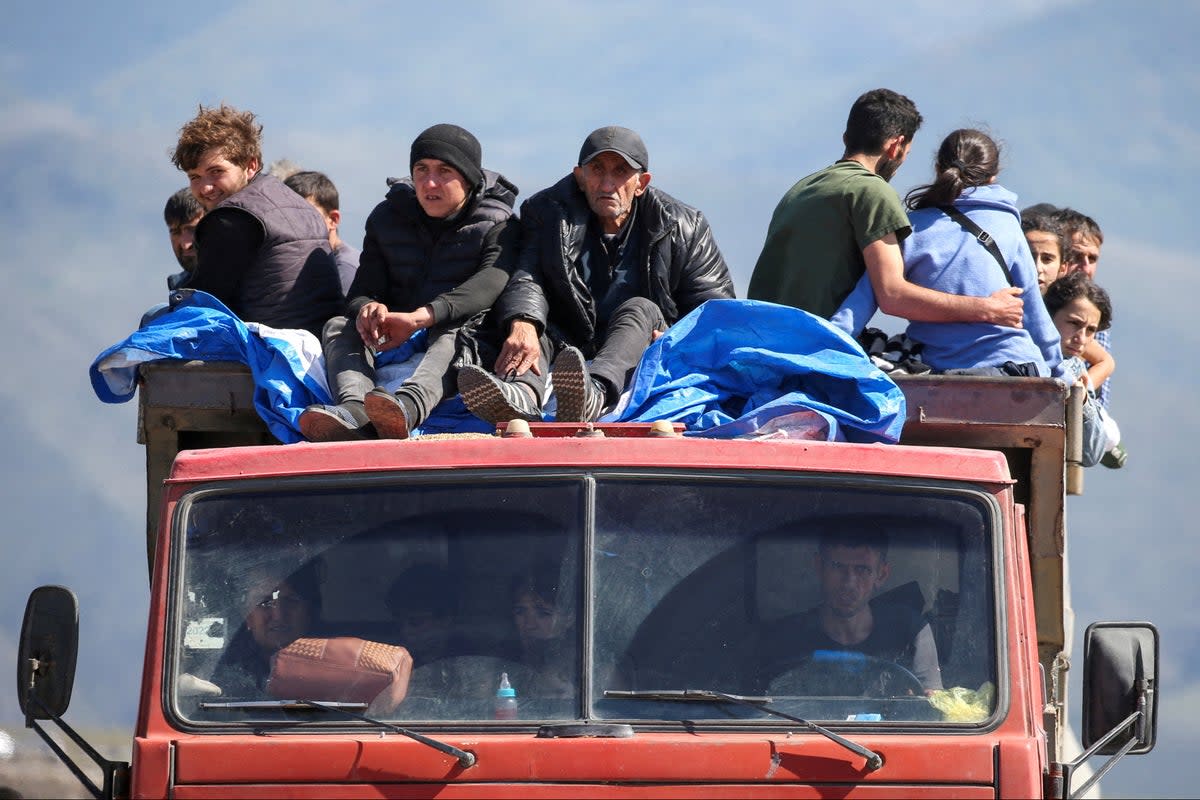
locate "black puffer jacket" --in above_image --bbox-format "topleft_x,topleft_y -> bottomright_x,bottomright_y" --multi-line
497,174 -> 734,351
346,169 -> 518,327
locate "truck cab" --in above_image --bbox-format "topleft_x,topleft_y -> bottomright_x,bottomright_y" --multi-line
18,363 -> 1157,798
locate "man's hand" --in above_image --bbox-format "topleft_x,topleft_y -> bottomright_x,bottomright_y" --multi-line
495,319 -> 542,377
981,287 -> 1024,328
357,304 -> 434,352
378,307 -> 434,351
356,301 -> 390,346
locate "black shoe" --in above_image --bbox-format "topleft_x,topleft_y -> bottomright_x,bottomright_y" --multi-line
1101,442 -> 1127,469
551,346 -> 609,422
364,389 -> 412,439
299,404 -> 372,442
457,366 -> 542,423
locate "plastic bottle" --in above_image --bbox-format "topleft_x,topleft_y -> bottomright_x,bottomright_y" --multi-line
494,671 -> 518,719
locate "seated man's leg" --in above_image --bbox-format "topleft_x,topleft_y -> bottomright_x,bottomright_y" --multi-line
457,344 -> 549,424
299,316 -> 377,441
554,297 -> 665,422
365,327 -> 459,439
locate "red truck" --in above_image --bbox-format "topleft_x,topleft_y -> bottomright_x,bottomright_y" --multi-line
18,362 -> 1157,798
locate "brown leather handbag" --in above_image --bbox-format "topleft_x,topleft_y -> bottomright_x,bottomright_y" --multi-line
267,637 -> 412,711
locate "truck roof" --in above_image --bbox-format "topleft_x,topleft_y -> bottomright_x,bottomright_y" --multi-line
166,429 -> 1015,486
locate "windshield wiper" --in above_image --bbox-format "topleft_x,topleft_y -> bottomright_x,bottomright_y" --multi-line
201,699 -> 475,768
603,689 -> 883,772
201,700 -> 367,710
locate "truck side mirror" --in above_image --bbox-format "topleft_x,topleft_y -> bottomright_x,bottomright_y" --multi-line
17,585 -> 80,721
1082,621 -> 1158,755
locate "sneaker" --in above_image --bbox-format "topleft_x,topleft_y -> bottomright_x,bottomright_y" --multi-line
1100,442 -> 1127,469
551,346 -> 609,422
457,366 -> 542,423
299,404 -> 372,442
364,389 -> 412,439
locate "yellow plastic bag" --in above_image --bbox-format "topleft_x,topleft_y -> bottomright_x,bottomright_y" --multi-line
928,682 -> 995,722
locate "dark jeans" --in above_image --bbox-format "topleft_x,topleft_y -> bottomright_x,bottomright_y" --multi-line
589,297 -> 666,403
940,361 -> 1041,378
522,297 -> 666,405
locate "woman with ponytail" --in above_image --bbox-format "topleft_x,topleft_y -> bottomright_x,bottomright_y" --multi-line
833,128 -> 1065,378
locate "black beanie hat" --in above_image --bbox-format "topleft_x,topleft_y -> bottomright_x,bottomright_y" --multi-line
410,124 -> 483,190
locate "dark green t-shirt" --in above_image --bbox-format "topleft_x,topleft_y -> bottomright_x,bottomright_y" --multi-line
748,160 -> 911,319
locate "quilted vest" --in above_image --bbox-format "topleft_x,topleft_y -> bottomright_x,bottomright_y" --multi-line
217,174 -> 343,335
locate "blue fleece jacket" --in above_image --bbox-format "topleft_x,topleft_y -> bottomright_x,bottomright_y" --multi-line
832,184 -> 1064,377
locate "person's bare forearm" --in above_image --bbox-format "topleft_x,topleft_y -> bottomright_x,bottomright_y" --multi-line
864,235 -> 1024,327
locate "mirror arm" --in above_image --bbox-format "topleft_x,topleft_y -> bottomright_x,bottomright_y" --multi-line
25,691 -> 129,800
1061,686 -> 1148,800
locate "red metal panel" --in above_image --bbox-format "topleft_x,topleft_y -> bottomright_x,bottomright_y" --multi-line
170,733 -> 1003,787
172,783 -> 995,799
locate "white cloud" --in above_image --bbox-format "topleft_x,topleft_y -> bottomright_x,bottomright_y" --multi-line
0,97 -> 94,144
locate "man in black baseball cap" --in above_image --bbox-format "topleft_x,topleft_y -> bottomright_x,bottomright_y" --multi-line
456,125 -> 735,426
578,125 -> 649,171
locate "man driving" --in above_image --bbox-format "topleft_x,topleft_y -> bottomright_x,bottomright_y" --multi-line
757,530 -> 942,695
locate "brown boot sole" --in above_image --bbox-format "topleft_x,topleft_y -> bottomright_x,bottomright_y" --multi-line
364,391 -> 411,439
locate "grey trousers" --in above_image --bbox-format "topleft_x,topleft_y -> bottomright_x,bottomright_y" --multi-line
322,315 -> 461,427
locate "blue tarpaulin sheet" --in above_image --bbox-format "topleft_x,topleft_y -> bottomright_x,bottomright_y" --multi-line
615,299 -> 906,443
89,290 -> 490,443
91,293 -> 904,445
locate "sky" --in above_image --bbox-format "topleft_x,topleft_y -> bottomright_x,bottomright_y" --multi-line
1,1 -> 1198,796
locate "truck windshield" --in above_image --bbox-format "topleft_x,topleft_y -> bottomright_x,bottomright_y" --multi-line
171,472 -> 997,727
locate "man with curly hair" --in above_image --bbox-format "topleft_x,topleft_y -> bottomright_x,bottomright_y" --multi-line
171,104 -> 343,336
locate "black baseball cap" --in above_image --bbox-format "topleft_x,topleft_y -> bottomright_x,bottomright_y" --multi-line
578,126 -> 648,171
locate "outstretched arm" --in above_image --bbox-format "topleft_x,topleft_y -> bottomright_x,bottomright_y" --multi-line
864,234 -> 1025,327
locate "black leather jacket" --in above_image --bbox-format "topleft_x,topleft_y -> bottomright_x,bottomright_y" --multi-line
497,174 -> 734,351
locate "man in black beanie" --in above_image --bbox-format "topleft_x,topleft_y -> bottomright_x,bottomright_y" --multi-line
455,125 -> 735,424
298,123 -> 519,440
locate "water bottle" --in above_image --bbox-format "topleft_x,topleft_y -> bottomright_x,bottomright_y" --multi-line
494,671 -> 518,719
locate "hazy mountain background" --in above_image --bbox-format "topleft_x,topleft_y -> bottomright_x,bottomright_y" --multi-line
1,1 -> 1196,795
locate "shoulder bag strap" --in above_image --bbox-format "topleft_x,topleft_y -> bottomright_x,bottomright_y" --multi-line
937,205 -> 1014,286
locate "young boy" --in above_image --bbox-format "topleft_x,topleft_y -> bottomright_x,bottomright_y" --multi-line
298,124 -> 519,441
284,170 -> 360,297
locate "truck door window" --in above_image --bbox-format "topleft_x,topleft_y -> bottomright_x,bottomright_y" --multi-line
591,477 -> 998,725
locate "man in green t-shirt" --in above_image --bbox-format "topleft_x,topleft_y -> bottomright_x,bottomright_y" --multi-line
748,88 -> 1024,328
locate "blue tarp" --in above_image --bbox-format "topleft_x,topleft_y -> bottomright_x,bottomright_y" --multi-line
89,290 -> 490,443
91,293 -> 904,445
615,299 -> 906,443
